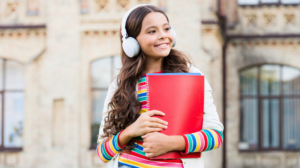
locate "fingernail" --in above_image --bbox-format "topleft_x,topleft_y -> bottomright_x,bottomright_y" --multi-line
165,126 -> 168,128
165,122 -> 168,125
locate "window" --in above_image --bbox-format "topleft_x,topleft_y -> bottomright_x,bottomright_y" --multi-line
27,0 -> 39,16
158,0 -> 167,12
0,59 -> 24,151
238,0 -> 300,5
239,65 -> 300,151
80,0 -> 89,14
239,0 -> 260,5
90,55 -> 122,148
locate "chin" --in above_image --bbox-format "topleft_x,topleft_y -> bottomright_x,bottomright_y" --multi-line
161,50 -> 171,57
153,53 -> 168,58
155,49 -> 171,57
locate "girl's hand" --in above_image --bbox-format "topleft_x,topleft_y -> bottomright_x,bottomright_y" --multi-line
126,110 -> 168,138
142,132 -> 173,158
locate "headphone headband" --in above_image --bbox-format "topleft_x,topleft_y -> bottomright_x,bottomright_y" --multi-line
121,4 -> 149,41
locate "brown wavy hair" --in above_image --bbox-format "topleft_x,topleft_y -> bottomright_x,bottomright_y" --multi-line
102,5 -> 194,151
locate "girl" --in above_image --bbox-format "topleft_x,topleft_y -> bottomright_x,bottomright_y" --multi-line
96,4 -> 224,168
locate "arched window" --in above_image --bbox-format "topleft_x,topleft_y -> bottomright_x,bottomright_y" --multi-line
90,55 -> 122,148
0,59 -> 24,151
239,64 -> 300,151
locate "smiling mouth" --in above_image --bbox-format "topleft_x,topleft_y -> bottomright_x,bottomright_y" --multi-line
154,43 -> 169,48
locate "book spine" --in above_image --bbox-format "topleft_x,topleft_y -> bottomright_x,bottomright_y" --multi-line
146,75 -> 150,111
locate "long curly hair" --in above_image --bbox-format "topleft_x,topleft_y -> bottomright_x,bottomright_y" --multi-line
102,5 -> 194,151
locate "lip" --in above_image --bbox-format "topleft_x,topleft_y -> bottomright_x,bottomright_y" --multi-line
154,42 -> 169,49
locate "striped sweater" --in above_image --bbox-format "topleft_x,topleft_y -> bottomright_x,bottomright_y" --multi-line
96,71 -> 223,167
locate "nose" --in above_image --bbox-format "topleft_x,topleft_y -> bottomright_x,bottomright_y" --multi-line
158,29 -> 167,40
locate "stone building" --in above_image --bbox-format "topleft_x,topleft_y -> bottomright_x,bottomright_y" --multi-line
219,0 -> 300,168
0,0 -> 299,168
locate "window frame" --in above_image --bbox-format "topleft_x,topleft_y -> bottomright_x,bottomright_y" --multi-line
89,55 -> 121,150
238,0 -> 300,6
0,59 -> 23,152
239,64 -> 300,152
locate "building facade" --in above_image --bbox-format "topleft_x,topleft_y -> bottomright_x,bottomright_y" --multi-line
0,0 -> 221,168
220,0 -> 300,167
0,0 -> 299,168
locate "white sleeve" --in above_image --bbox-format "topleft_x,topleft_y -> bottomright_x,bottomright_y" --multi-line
202,83 -> 224,131
97,77 -> 119,143
189,64 -> 224,131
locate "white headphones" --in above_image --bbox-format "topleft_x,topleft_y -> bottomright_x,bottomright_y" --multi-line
121,4 -> 177,58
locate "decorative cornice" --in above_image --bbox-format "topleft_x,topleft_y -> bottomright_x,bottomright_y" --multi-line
81,19 -> 121,24
228,38 -> 300,47
227,34 -> 300,40
202,20 -> 219,25
81,30 -> 119,38
0,25 -> 46,30
239,3 -> 300,8
0,29 -> 46,38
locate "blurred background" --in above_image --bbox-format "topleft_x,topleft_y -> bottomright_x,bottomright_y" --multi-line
0,0 -> 300,168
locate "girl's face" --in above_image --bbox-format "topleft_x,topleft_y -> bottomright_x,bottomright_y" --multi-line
136,12 -> 174,59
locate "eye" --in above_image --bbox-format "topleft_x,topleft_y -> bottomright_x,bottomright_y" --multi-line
165,27 -> 170,31
149,30 -> 155,34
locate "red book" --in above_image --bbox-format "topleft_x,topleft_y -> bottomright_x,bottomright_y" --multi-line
146,73 -> 204,159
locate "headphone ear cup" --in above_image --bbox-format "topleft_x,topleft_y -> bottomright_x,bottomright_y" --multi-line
170,29 -> 177,47
122,37 -> 140,57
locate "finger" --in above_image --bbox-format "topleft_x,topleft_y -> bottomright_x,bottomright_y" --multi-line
143,148 -> 151,153
149,117 -> 168,125
146,127 -> 163,134
142,142 -> 149,147
142,132 -> 156,139
147,110 -> 165,117
147,122 -> 167,129
145,153 -> 154,158
141,134 -> 148,139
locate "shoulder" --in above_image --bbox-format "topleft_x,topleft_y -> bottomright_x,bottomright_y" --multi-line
108,76 -> 119,94
187,62 -> 203,75
187,63 -> 212,91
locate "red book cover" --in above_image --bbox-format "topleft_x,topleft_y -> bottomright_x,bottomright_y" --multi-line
146,73 -> 204,159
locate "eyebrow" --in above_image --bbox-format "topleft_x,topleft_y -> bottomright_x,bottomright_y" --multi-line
145,23 -> 170,31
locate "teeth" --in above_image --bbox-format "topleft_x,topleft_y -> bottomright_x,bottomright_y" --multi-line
156,44 -> 167,47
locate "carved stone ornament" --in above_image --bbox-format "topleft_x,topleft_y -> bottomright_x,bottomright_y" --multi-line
245,14 -> 257,27
264,14 -> 276,26
95,0 -> 108,11
285,14 -> 295,26
117,0 -> 129,8
137,0 -> 151,4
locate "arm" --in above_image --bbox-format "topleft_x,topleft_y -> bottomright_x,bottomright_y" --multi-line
168,89 -> 223,154
96,78 -> 168,161
96,131 -> 127,162
96,77 -> 127,163
181,66 -> 224,154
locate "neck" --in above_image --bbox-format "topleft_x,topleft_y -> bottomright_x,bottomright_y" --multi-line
142,56 -> 164,74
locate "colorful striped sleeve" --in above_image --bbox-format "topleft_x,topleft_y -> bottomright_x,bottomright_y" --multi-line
96,130 -> 127,163
181,128 -> 223,154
